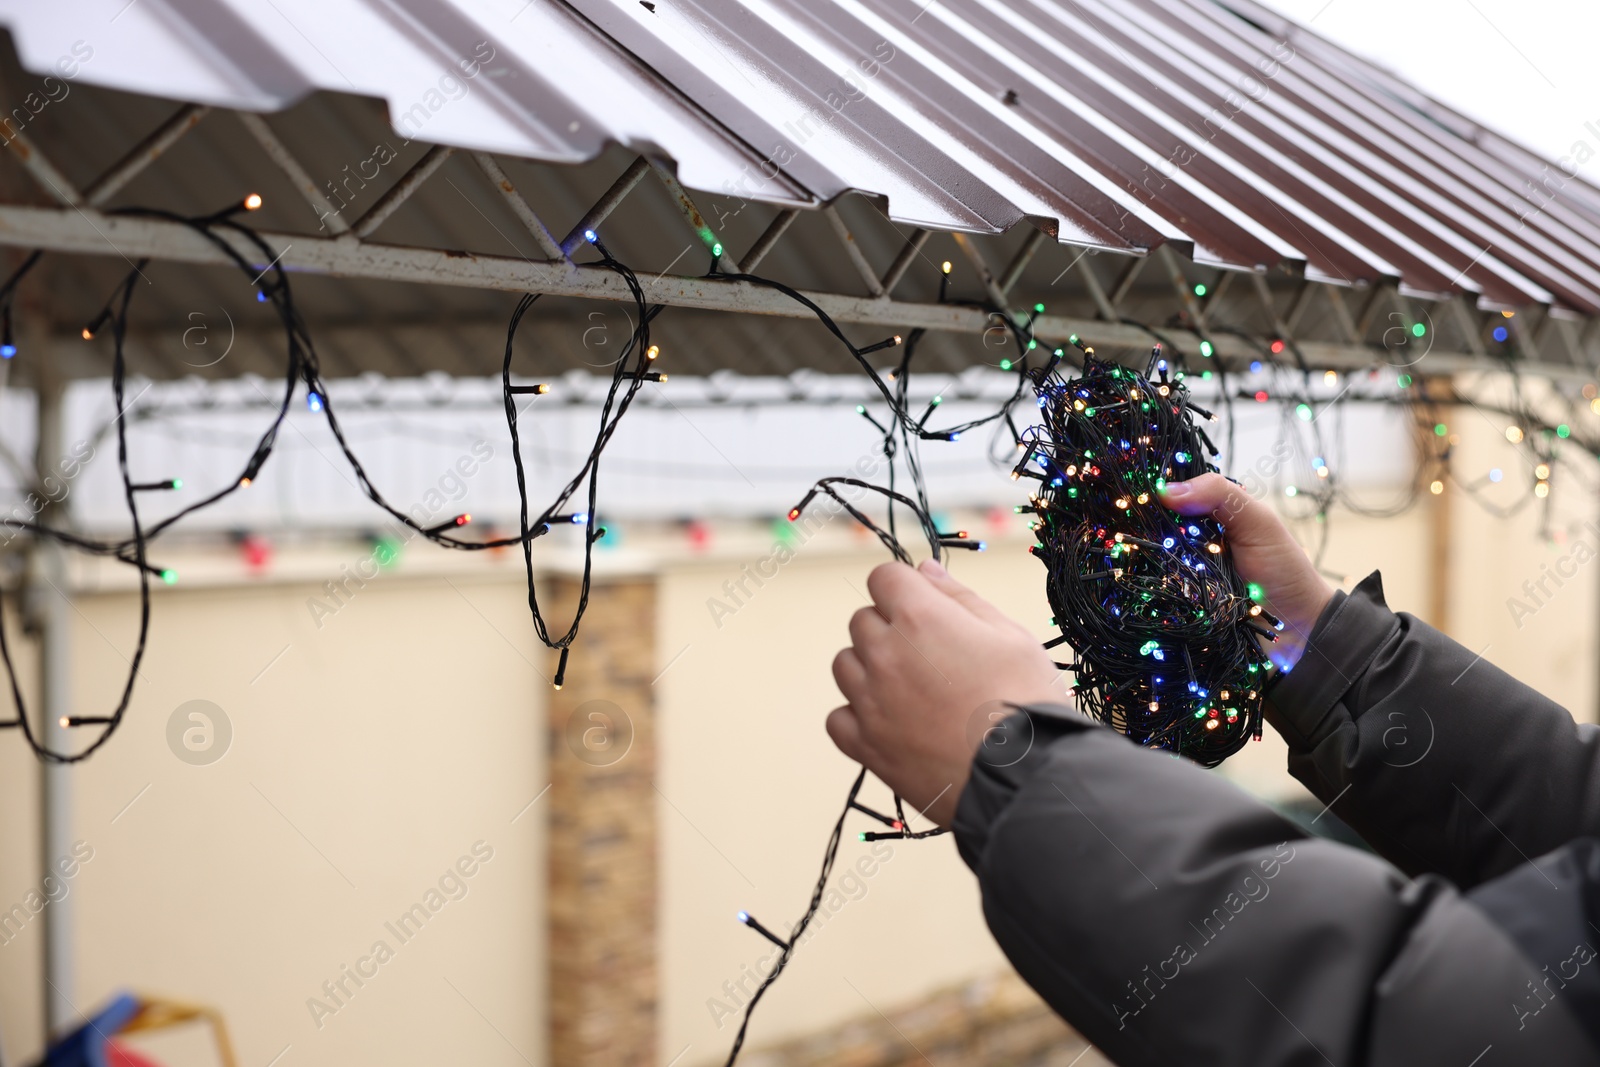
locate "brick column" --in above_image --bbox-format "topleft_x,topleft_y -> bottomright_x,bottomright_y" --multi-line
546,576 -> 657,1066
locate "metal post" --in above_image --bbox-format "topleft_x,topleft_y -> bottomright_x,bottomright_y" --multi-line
28,364 -> 74,1038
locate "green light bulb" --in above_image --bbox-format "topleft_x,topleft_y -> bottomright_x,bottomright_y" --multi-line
1194,283 -> 1207,297
161,569 -> 177,585
999,359 -> 1012,371
1199,340 -> 1214,358
1411,322 -> 1426,338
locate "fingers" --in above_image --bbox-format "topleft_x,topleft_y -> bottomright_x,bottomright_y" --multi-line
832,646 -> 869,704
847,604 -> 892,652
916,558 -> 1014,626
1159,472 -> 1288,547
864,561 -> 929,623
825,704 -> 869,764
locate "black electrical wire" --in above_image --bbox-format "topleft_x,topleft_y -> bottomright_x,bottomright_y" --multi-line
722,475 -> 956,1067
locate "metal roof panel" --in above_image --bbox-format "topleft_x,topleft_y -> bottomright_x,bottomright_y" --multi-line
1,0 -> 1598,311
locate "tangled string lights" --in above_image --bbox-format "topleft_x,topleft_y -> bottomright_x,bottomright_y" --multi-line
0,203 -> 656,760
1020,343 -> 1282,767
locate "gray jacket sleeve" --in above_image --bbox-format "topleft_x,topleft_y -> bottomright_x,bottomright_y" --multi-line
952,708 -> 1599,1066
1266,571 -> 1600,887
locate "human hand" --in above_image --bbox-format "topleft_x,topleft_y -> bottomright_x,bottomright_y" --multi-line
1159,473 -> 1335,670
827,559 -> 1065,826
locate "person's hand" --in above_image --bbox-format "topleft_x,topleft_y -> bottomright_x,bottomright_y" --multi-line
1159,473 -> 1335,670
827,559 -> 1065,826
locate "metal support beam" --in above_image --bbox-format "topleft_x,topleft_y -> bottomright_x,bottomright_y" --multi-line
740,208 -> 798,273
236,112 -> 349,235
1199,270 -> 1235,318
1156,244 -> 1207,333
1,127 -> 81,206
1282,279 -> 1317,336
27,367 -> 74,1038
1322,286 -> 1361,345
84,105 -> 208,207
1355,283 -> 1394,340
1512,305 -> 1546,364
650,161 -> 741,273
0,203 -> 1588,382
823,206 -> 883,298
470,153 -> 564,261
950,232 -> 1012,315
1107,254 -> 1146,310
1553,317 -> 1584,369
352,145 -> 454,239
1250,273 -> 1293,339
878,227 -> 930,295
1580,316 -> 1600,367
997,228 -> 1047,297
561,156 -> 650,255
1447,294 -> 1488,357
1078,256 -> 1117,321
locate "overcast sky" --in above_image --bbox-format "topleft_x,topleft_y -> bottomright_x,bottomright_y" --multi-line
1261,0 -> 1600,182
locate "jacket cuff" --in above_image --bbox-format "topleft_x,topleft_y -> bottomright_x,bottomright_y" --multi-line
1267,570 -> 1400,749
952,703 -> 1099,871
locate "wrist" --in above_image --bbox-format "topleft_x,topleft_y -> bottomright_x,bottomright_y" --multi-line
1268,583 -> 1336,671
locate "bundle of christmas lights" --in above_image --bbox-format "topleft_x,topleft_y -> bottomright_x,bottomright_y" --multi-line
1019,342 -> 1282,766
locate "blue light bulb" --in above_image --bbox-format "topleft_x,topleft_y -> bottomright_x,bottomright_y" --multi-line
0,343 -> 13,358
584,229 -> 598,243
306,392 -> 323,413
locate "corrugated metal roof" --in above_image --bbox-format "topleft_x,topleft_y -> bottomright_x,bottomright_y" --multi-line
9,0 -> 1600,308
3,0 -> 1600,318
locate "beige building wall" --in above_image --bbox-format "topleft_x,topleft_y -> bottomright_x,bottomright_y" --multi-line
0,405 -> 1594,1067
0,566 -> 548,1067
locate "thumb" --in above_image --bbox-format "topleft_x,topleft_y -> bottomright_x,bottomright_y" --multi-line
917,558 -> 1014,626
1159,472 -> 1284,547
